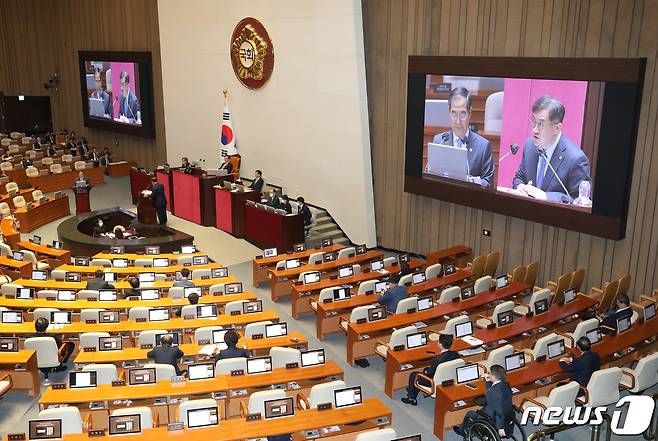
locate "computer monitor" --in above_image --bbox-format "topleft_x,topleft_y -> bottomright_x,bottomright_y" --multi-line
69,371 -> 97,388
138,272 -> 156,283
265,322 -> 288,338
644,302 -> 656,321
181,245 -> 197,254
56,290 -> 75,301
145,246 -> 160,255
108,414 -> 141,435
368,306 -> 387,321
12,251 -> 23,261
52,241 -> 63,250
292,243 -> 306,252
333,287 -> 351,301
1,310 -> 22,323
263,247 -> 278,258
264,397 -> 295,419
98,290 -> 117,301
31,270 -> 48,281
110,246 -> 125,254
17,287 -> 34,299
355,245 -> 367,255
112,258 -> 128,268
586,328 -> 602,344
184,286 -> 202,298
374,281 -> 388,293
0,337 -> 19,352
154,332 -> 179,346
444,263 -> 455,275
412,272 -> 426,285
338,266 -> 354,278
371,260 -> 384,271
497,310 -> 514,327
617,316 -> 632,334
504,353 -> 526,372
196,304 -> 217,318
128,367 -> 156,385
456,364 -> 479,384
50,311 -> 71,324
322,252 -> 337,263
399,254 -> 410,263
211,267 -> 228,278
28,419 -> 62,440
211,329 -> 228,349
243,300 -> 262,313
406,331 -> 427,349
74,256 -> 90,266
99,311 -> 119,324
319,238 -> 332,247
141,289 -> 160,300
103,272 -> 118,283
224,282 -> 242,294
334,386 -> 362,408
148,308 -> 169,321
186,406 -> 218,428
187,362 -> 215,381
99,336 -> 122,351
564,288 -> 577,304
300,349 -> 325,367
153,258 -> 169,268
32,235 -> 42,245
534,298 -> 549,314
247,356 -> 272,374
285,258 -> 301,269
65,272 -> 81,282
547,339 -> 566,359
496,275 -> 509,289
461,285 -> 474,300
417,296 -> 433,311
455,321 -> 473,338
192,255 -> 209,265
302,271 -> 321,284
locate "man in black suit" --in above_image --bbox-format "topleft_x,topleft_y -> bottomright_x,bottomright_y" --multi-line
86,270 -> 114,290
249,169 -> 264,192
402,333 -> 459,405
123,277 -> 141,299
219,156 -> 233,174
147,334 -> 184,375
454,365 -> 514,438
47,144 -> 57,157
297,196 -> 312,227
74,171 -> 90,187
89,147 -> 101,167
45,133 -> 55,145
32,318 -> 74,369
280,195 -> 293,214
151,177 -> 167,225
559,336 -> 600,394
91,67 -> 113,118
78,141 -> 89,159
21,156 -> 33,168
265,190 -> 280,208
67,135 -> 77,156
33,137 -> 43,149
598,293 -> 633,334
118,71 -> 141,124
512,95 -> 592,203
213,329 -> 250,361
181,157 -> 193,174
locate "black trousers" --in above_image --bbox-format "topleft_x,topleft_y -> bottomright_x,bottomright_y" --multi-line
407,371 -> 432,399
156,204 -> 167,224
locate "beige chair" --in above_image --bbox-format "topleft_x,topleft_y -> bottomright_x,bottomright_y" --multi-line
513,288 -> 551,315
298,380 -> 346,409
484,91 -> 504,133
74,161 -> 86,170
241,390 -> 285,418
0,162 -> 12,172
0,373 -> 13,399
31,189 -> 44,201
425,263 -> 443,280
0,202 -> 11,218
337,247 -> 356,260
79,331 -> 110,349
521,381 -> 579,411
468,255 -> 487,278
307,252 -> 324,265
24,337 -> 64,385
443,315 -> 470,336
61,154 -> 73,163
41,157 -> 53,166
50,163 -> 63,174
270,347 -> 300,369
339,305 -> 378,332
8,145 -> 20,154
619,352 -> 658,393
128,307 -> 150,321
549,272 -> 573,305
224,300 -> 248,315
22,250 -> 50,270
577,367 -> 622,407
37,407 -> 86,434
480,345 -> 515,372
81,364 -> 119,385
414,358 -> 465,398
5,182 -> 18,194
438,286 -> 461,303
143,363 -> 177,381
395,296 -> 418,314
12,195 -> 26,209
559,318 -> 599,347
194,326 -> 224,344
178,398 -> 219,426
137,329 -> 168,347
78,307 -> 104,321
356,280 -> 378,295
215,357 -> 247,376
244,321 -> 273,338
33,308 -> 59,322
473,276 -> 492,295
25,166 -> 39,178
522,333 -> 561,361
475,300 -> 515,328
375,325 -> 418,359
482,251 -> 500,277
111,407 -> 155,429
524,261 -> 540,288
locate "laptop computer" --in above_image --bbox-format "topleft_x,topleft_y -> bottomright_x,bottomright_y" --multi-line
89,97 -> 105,117
425,142 -> 469,181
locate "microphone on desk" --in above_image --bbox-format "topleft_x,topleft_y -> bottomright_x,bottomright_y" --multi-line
499,144 -> 519,162
536,147 -> 570,199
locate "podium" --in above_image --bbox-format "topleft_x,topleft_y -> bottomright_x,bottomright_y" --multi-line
137,192 -> 157,224
244,204 -> 304,250
215,186 -> 261,237
171,168 -> 223,226
73,185 -> 91,214
129,167 -> 152,204
155,169 -> 174,213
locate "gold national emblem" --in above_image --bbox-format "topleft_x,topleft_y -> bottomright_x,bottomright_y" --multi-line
230,18 -> 274,89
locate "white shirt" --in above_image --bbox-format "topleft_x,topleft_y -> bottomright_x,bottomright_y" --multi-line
538,132 -> 562,178
452,130 -> 470,150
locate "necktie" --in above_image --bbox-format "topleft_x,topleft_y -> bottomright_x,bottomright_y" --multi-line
536,155 -> 547,188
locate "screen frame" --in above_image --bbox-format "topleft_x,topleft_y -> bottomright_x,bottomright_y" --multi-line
264,397 -> 295,419
333,386 -> 363,408
108,414 -> 142,436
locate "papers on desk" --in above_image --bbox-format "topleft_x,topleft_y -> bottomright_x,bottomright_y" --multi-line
401,363 -> 414,371
377,269 -> 389,274
458,347 -> 485,356
461,335 -> 484,346
511,387 -> 520,394
141,190 -> 152,197
199,343 -> 227,355
454,400 -> 467,408
413,321 -> 427,329
321,426 -> 341,435
46,324 -> 64,331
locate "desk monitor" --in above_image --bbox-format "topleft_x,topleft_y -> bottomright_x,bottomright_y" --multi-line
1,310 -> 22,323
145,246 -> 160,255
461,285 -> 474,300
128,367 -> 156,385
322,252 -> 337,263
534,298 -> 549,314
644,302 -> 656,321
181,245 -> 197,254
155,332 -> 179,346
32,235 -> 42,245
65,272 -> 82,282
334,386 -> 362,408
264,397 -> 295,419
392,435 -> 422,441
586,328 -> 602,345
31,270 -> 48,281
406,331 -> 427,349
110,246 -> 125,254
69,371 -> 97,388
99,290 -> 117,301
496,275 -> 509,289
302,271 -> 321,284
188,362 -> 215,381
247,356 -> 272,374
148,308 -> 169,321
153,258 -> 169,268
99,311 -> 119,324
399,254 -> 410,263
103,272 -> 118,283
355,245 -> 367,255
52,241 -> 63,250
112,258 -> 128,268
300,349 -> 325,367
338,266 -> 354,278
197,304 -> 217,318
211,329 -> 228,349
0,337 -> 19,352
292,242 -> 306,252
74,256 -> 90,266
138,272 -> 156,283
264,248 -> 278,258
108,414 -> 141,435
417,296 -> 434,311
368,306 -> 387,322
51,311 -> 71,324
456,363 -> 479,384
265,322 -> 288,338
455,321 -> 473,338
564,288 -> 577,304
285,258 -> 301,269
444,263 -> 455,275
56,290 -> 75,301
412,272 -> 426,285
12,251 -> 24,261
28,419 -> 62,440
374,281 -> 388,293
192,255 -> 209,265
504,352 -> 526,372
320,238 -> 333,247
186,406 -> 218,429
547,339 -> 566,359
617,316 -> 632,334
184,286 -> 202,298
243,300 -> 262,313
224,282 -> 242,294
333,287 -> 351,301
497,310 -> 514,327
140,289 -> 160,300
211,267 -> 228,278
17,287 -> 34,299
99,336 -> 122,351
371,259 -> 384,271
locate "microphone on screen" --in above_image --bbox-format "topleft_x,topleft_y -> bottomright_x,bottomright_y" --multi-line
536,147 -> 571,199
441,132 -> 450,143
499,144 -> 519,162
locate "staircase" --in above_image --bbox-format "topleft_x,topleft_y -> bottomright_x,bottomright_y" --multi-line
306,208 -> 351,248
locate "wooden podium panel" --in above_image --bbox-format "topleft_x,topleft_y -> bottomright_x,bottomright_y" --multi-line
172,169 -> 222,226
215,187 -> 261,236
244,204 -> 304,250
13,195 -> 70,233
27,167 -> 104,193
0,219 -> 20,249
155,169 -> 173,212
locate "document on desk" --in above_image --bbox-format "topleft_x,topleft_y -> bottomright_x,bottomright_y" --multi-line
458,347 -> 485,356
461,335 -> 484,346
199,344 -> 219,355
46,324 -> 65,331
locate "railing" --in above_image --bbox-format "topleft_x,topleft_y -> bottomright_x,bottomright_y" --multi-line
643,391 -> 658,441
525,413 -> 612,441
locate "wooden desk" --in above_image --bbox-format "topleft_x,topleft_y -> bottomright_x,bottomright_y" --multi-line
19,241 -> 71,266
0,255 -> 32,279
268,251 -> 385,302
1,187 -> 34,209
106,161 -> 136,177
54,262 -> 222,276
426,246 -> 472,267
0,349 -> 40,396
383,294 -> 598,397
252,243 -> 346,287
244,203 -> 305,251
9,275 -> 237,291
92,251 -> 208,262
27,167 -> 104,192
345,281 -> 529,365
13,195 -> 70,233
0,218 -> 20,249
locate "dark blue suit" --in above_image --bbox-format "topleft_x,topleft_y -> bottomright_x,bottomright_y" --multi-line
407,349 -> 459,399
378,285 -> 408,313
151,182 -> 167,224
512,135 -> 591,203
118,90 -> 141,123
432,131 -> 494,187
214,345 -> 250,361
458,381 -> 515,435
91,90 -> 113,117
559,350 -> 600,390
600,306 -> 632,334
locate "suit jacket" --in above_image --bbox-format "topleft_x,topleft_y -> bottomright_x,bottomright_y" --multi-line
119,90 -> 141,122
266,195 -> 280,208
250,177 -> 264,192
378,285 -> 408,313
214,345 -> 250,361
47,146 -> 57,156
79,144 -> 89,158
22,159 -> 33,168
512,135 -> 591,203
481,381 -> 515,432
147,346 -> 184,375
86,277 -> 111,291
298,204 -> 312,226
33,141 -> 42,149
123,288 -> 141,299
425,350 -> 459,378
559,350 -> 601,387
172,279 -> 194,288
46,134 -> 55,144
67,142 -> 77,156
219,161 -> 233,174
89,151 -> 100,165
432,131 -> 494,187
280,201 -> 292,214
91,90 -> 113,116
600,306 -> 633,332
151,182 -> 167,207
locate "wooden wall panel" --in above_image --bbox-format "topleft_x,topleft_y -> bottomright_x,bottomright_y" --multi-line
0,0 -> 165,170
363,0 -> 658,300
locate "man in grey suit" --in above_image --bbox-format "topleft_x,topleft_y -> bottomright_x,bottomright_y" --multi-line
431,87 -> 494,187
512,95 -> 592,203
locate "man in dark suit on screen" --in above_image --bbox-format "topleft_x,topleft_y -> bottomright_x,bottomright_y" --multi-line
91,67 -> 113,118
118,71 -> 141,124
512,95 -> 592,203
429,87 -> 494,187
151,177 -> 167,225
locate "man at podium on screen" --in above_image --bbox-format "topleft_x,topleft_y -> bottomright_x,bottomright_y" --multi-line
512,95 -> 591,204
428,87 -> 494,187
117,71 -> 141,124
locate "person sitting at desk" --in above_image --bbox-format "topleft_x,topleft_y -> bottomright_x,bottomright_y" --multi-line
173,268 -> 194,287
279,195 -> 293,214
213,329 -> 250,361
453,365 -> 515,438
32,317 -> 74,370
402,333 -> 459,405
78,140 -> 89,159
33,137 -> 43,149
219,156 -> 233,174
67,136 -> 77,156
181,157 -> 194,174
175,292 -> 199,318
47,144 -> 57,157
559,336 -> 600,395
377,274 -> 408,313
123,277 -> 141,299
296,197 -> 312,227
265,190 -> 280,208
75,171 -> 90,187
249,169 -> 264,192
598,293 -> 632,334
21,156 -> 33,168
147,335 -> 184,375
89,147 -> 100,167
86,269 -> 114,290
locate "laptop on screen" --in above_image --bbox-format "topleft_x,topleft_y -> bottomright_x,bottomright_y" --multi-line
338,266 -> 354,278
145,246 -> 160,255
98,336 -> 122,351
224,282 -> 242,294
184,286 -> 202,298
112,258 -> 128,268
285,259 -> 301,269
644,302 -> 656,321
368,306 -> 387,321
534,298 -> 549,314
496,275 -> 509,289
1,310 -> 22,323
31,270 -> 48,281
455,321 -> 473,338
302,271 -> 321,284
154,332 -> 179,346
334,386 -> 362,408
28,419 -> 62,440
69,371 -> 97,388
180,245 -> 197,254
211,267 -> 228,278
50,311 -> 71,324
292,243 -> 306,252
196,304 -> 217,318
371,260 -> 384,271
300,349 -> 325,367
148,308 -> 169,321
17,287 -> 34,299
417,296 -> 433,311
56,290 -> 75,301
265,322 -> 288,338
456,363 -> 479,384
128,367 -> 156,385
140,289 -> 160,300
108,414 -> 141,436
504,353 -> 526,372
243,300 -> 262,313
497,310 -> 514,326
564,288 -> 577,304
247,356 -> 272,374
192,255 -> 208,265
586,328 -> 602,344
0,337 -> 19,352
333,287 -> 351,301
99,311 -> 119,324
264,397 -> 295,419
187,362 -> 215,381
103,272 -> 118,283
153,258 -> 169,268
263,248 -> 278,258
412,272 -> 426,285
547,339 -> 566,359
98,290 -> 117,301
186,407 -> 218,428
406,331 -> 427,349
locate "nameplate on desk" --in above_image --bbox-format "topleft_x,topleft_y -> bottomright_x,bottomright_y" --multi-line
213,291 -> 223,296
525,311 -> 534,318
294,281 -> 303,286
52,383 -> 66,390
183,263 -> 191,267
86,298 -> 98,302
129,297 -> 140,301
285,362 -> 299,369
8,434 -> 26,441
83,347 -> 96,352
136,318 -> 147,323
246,413 -> 262,422
112,380 -> 126,387
330,275 -> 338,280
140,344 -> 153,349
183,315 -> 195,320
252,333 -> 263,340
230,310 -> 241,315
317,402 -> 332,411
441,379 -> 455,386
451,297 -> 460,302
88,430 -> 106,437
201,275 -> 210,280
356,318 -> 366,324
365,291 -> 374,296
167,422 -> 184,432
322,298 -> 332,304
486,323 -> 496,330
198,339 -> 210,345
391,262 -> 399,266
255,255 -> 263,259
407,308 -> 416,314
85,319 -> 98,324
393,345 -> 405,351
46,297 -> 56,301
230,369 -> 244,376
536,355 -> 547,362
171,376 -> 185,383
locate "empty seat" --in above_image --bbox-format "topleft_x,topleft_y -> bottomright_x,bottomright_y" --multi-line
522,333 -> 561,360
355,429 -> 398,441
578,367 -> 622,407
244,321 -> 273,338
208,284 -> 225,295
337,247 -> 356,260
395,296 -> 418,314
484,91 -> 504,133
83,364 -> 119,385
33,308 -> 59,322
12,196 -> 26,209
79,307 -> 104,321
37,407 -> 84,434
521,381 -> 579,410
74,161 -> 86,170
514,288 -> 551,315
244,390 -> 286,417
0,162 -> 13,172
22,250 -> 49,270
0,202 -> 10,218
307,252 -> 324,265
111,407 -> 154,429
194,326 -> 224,344
167,286 -> 185,299
473,276 -> 492,294
128,307 -> 150,321
142,363 -> 177,381
41,157 -> 54,166
270,347 -> 300,368
178,398 -> 219,426
475,301 -> 515,328
61,154 -> 73,163
79,332 -> 110,349
31,189 -> 44,200
50,164 -> 63,174
425,263 -> 443,280
438,286 -> 461,304
620,352 -> 658,393
375,325 -> 418,359
300,380 -> 346,409
215,357 -> 247,376
224,300 -> 248,315
443,315 -> 470,336
480,345 -> 515,372
36,290 -> 58,300
134,258 -> 153,267
26,167 -> 39,178
24,337 -> 62,385
192,269 -> 211,279
561,318 -> 599,347
356,280 -> 378,295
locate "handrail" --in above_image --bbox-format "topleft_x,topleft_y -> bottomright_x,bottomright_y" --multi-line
643,391 -> 658,440
526,412 -> 612,441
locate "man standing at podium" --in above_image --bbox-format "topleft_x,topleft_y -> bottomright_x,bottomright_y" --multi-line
151,177 -> 167,225
75,171 -> 90,186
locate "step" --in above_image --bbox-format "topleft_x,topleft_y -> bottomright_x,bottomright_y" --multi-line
315,217 -> 333,226
314,223 -> 340,234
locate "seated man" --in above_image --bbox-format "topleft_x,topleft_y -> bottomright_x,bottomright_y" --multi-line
21,156 -> 33,168
123,277 -> 141,299
454,365 -> 514,438
147,335 -> 184,375
32,317 -> 74,370
173,268 -> 194,287
377,274 -> 408,313
402,333 -> 458,405
279,195 -> 293,214
598,293 -> 632,333
86,269 -> 114,290
174,292 -> 199,318
265,189 -> 280,208
559,336 -> 600,394
218,156 -> 233,174
213,329 -> 250,361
